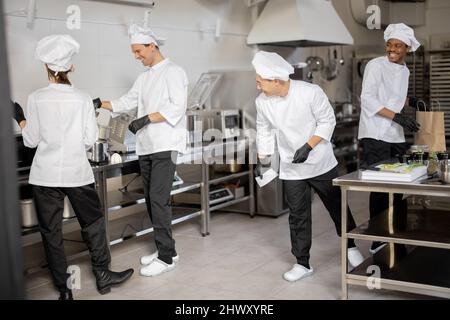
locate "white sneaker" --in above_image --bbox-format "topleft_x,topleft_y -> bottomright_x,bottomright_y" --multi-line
140,258 -> 176,277
283,264 -> 314,282
347,247 -> 364,268
140,252 -> 179,265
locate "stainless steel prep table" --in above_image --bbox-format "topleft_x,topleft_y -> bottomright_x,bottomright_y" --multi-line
19,137 -> 254,250
333,171 -> 450,300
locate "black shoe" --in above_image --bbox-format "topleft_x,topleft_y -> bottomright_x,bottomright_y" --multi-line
369,241 -> 387,255
58,290 -> 73,300
93,268 -> 134,295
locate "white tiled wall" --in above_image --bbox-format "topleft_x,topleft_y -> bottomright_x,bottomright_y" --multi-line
4,0 -> 254,115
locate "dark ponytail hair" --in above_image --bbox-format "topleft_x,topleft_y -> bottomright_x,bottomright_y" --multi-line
46,65 -> 72,85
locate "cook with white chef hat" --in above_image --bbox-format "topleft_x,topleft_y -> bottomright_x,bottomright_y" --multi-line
252,51 -> 364,282
358,23 -> 421,255
15,34 -> 133,300
97,24 -> 188,277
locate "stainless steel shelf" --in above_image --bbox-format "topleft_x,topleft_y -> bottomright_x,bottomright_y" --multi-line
208,170 -> 250,185
107,182 -> 202,214
347,245 -> 450,299
348,209 -> 450,249
209,196 -> 251,212
108,207 -> 203,246
171,182 -> 202,195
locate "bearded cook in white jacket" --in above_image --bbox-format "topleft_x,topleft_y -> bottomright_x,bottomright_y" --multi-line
16,35 -> 133,300
358,23 -> 421,255
252,51 -> 364,282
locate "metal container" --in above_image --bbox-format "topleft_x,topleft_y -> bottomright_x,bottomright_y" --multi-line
213,160 -> 243,173
186,109 -> 241,144
342,103 -> 354,117
63,196 -> 75,219
89,140 -> 109,163
21,199 -> 38,228
98,126 -> 110,141
438,159 -> 450,184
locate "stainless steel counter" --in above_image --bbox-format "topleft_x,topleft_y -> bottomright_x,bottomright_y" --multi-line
19,137 -> 254,252
333,170 -> 450,300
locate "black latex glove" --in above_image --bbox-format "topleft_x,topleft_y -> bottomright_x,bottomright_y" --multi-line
254,157 -> 271,179
292,143 -> 313,164
392,113 -> 420,132
93,97 -> 102,109
11,100 -> 26,124
128,115 -> 151,134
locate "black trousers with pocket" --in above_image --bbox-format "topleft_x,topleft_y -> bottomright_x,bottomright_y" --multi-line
138,151 -> 178,264
360,138 -> 409,221
283,166 -> 357,267
32,183 -> 111,292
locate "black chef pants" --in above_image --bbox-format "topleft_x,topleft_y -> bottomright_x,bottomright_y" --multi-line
139,151 -> 177,264
32,184 -> 111,292
283,166 -> 357,268
360,138 -> 409,221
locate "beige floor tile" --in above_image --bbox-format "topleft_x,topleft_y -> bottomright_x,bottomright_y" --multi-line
271,282 -> 340,300
25,193 -> 430,300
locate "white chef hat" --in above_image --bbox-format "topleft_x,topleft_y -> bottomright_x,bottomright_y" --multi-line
251,51 -> 294,81
384,23 -> 421,52
128,23 -> 165,46
35,35 -> 80,73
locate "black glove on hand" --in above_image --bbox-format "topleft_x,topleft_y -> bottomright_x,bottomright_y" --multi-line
393,113 -> 420,132
12,100 -> 25,124
292,143 -> 313,164
93,97 -> 102,109
128,115 -> 151,134
254,157 -> 271,179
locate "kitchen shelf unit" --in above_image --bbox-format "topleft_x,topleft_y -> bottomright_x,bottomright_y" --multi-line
333,171 -> 450,300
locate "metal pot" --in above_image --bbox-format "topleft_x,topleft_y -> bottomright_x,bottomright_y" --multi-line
21,199 -> 38,228
342,103 -> 354,117
89,140 -> 109,163
63,196 -> 75,219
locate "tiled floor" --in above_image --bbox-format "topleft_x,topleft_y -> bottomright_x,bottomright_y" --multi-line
24,191 -> 434,300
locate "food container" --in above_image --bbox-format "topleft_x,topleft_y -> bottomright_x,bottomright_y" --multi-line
398,154 -> 411,164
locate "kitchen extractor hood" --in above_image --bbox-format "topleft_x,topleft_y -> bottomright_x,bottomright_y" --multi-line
247,0 -> 354,47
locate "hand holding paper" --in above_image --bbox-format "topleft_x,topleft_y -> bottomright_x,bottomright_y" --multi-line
255,168 -> 278,187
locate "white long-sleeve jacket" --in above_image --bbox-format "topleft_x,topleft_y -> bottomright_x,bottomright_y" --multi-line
111,58 -> 188,155
256,80 -> 337,180
22,84 -> 98,187
358,56 -> 410,143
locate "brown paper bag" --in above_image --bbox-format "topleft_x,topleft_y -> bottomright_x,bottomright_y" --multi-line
414,100 -> 446,152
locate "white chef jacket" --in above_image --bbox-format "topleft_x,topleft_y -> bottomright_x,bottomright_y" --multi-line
111,58 -> 188,155
256,80 -> 338,180
358,56 -> 410,143
22,84 -> 98,187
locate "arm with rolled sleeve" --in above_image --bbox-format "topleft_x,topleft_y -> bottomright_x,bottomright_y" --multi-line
22,95 -> 40,148
110,76 -> 141,114
361,61 -> 384,117
84,98 -> 99,149
158,67 -> 188,126
256,102 -> 275,157
311,87 -> 336,142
